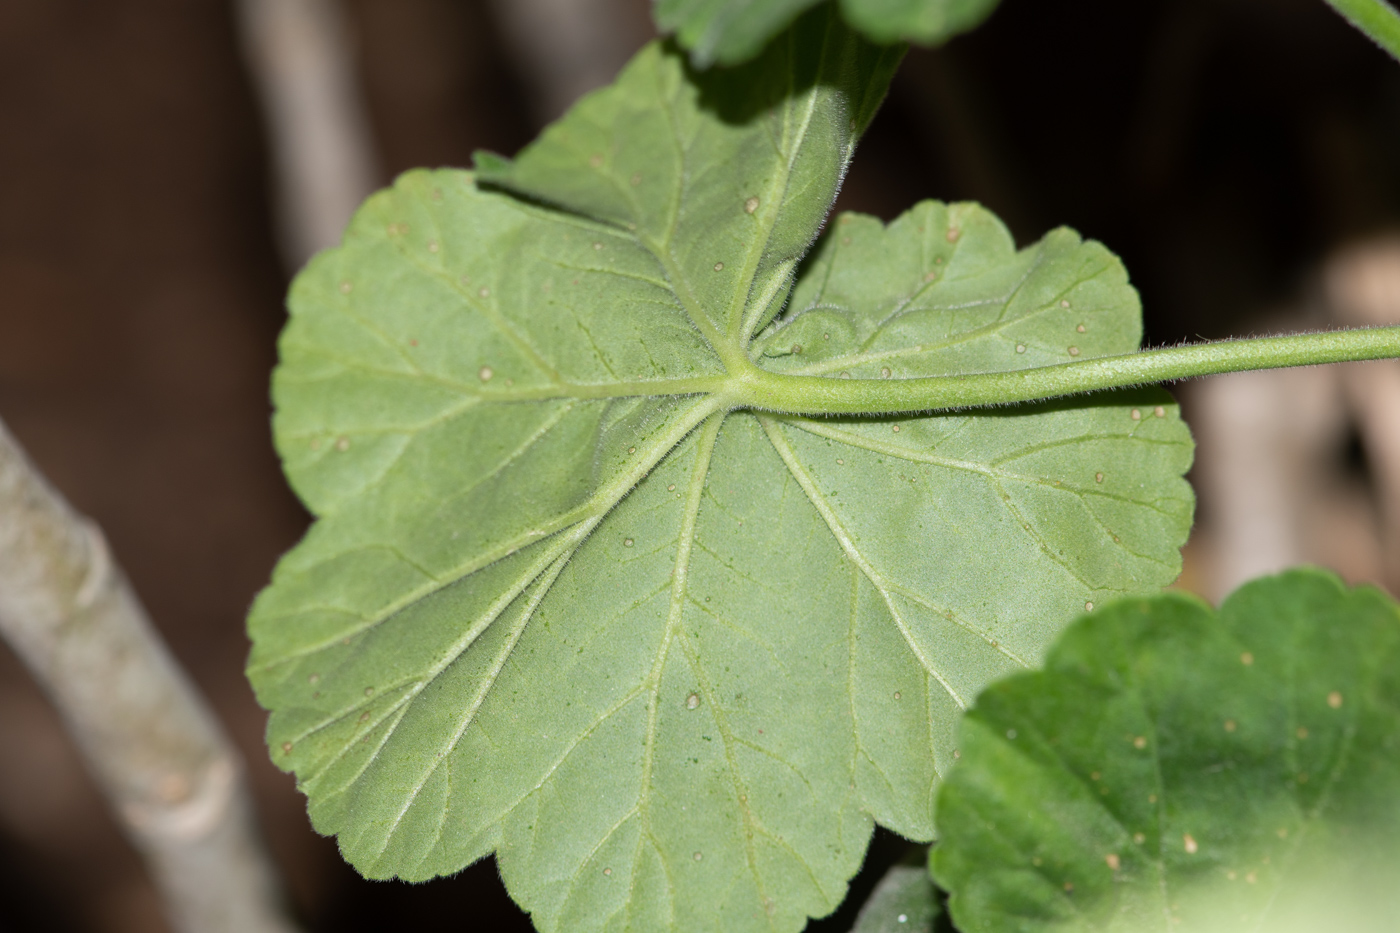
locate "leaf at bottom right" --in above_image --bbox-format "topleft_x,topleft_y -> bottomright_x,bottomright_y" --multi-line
930,567 -> 1400,933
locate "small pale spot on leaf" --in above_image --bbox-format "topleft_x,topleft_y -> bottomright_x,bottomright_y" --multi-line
339,281 -> 353,294
1085,602 -> 1094,611
479,287 -> 491,298
603,868 -> 612,876
714,262 -> 724,271
1095,472 -> 1104,483
428,239 -> 439,253
1134,833 -> 1145,844
282,742 -> 293,754
745,197 -> 759,213
623,538 -> 634,547
1060,300 -> 1071,309
1328,691 -> 1343,708
1068,346 -> 1080,356
686,693 -> 700,710
1134,736 -> 1147,749
893,691 -> 901,699
589,154 -> 603,167
1105,853 -> 1121,871
1245,871 -> 1257,884
1225,719 -> 1237,732
1154,406 -> 1166,418
1241,652 -> 1254,665
364,687 -> 374,697
1131,409 -> 1142,420
881,367 -> 892,378
693,851 -> 703,861
1183,834 -> 1198,854
1015,344 -> 1026,354
946,227 -> 961,242
359,711 -> 371,723
335,437 -> 350,452
1077,324 -> 1086,333
479,366 -> 494,382
593,242 -> 603,251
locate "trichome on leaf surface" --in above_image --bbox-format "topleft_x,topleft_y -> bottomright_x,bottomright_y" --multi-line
245,3 -> 1400,932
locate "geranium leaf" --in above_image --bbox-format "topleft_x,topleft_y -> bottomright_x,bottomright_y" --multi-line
653,0 -> 1001,67
849,863 -> 941,932
931,569 -> 1400,933
247,10 -> 1191,932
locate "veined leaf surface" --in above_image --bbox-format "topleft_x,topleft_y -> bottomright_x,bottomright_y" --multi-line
654,0 -> 1002,66
248,11 -> 1192,932
931,570 -> 1400,933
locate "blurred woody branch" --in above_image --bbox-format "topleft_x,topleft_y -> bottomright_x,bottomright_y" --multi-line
0,419 -> 301,933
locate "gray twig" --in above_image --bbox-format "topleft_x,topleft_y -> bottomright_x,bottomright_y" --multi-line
236,0 -> 382,269
0,419 -> 301,933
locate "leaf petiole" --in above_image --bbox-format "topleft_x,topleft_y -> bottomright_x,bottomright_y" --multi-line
1324,0 -> 1400,61
726,325 -> 1400,414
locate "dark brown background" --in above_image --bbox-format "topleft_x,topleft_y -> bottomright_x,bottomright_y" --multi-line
0,0 -> 1396,930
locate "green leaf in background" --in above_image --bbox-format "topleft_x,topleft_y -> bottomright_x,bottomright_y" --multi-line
931,569 -> 1400,933
654,0 -> 1002,66
247,10 -> 1190,932
849,863 -> 941,932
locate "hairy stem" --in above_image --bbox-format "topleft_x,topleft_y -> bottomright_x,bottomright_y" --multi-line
729,326 -> 1400,415
1324,0 -> 1400,61
0,419 -> 301,933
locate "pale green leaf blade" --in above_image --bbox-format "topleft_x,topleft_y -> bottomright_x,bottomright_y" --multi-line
849,864 -> 941,932
477,6 -> 902,353
839,0 -> 1001,45
653,0 -> 826,66
252,20 -> 898,933
250,15 -> 1192,933
755,202 -> 1193,839
930,569 -> 1400,933
652,0 -> 1000,66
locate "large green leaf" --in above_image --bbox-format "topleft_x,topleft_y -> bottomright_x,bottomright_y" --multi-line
247,11 -> 1191,932
653,0 -> 1002,67
931,569 -> 1400,933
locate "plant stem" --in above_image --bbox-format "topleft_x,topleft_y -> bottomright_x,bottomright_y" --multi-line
1324,0 -> 1400,61
0,418 -> 301,933
730,326 -> 1400,415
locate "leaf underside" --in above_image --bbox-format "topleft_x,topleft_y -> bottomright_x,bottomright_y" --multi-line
850,863 -> 941,932
654,0 -> 1003,66
931,569 -> 1400,933
248,11 -> 1192,933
